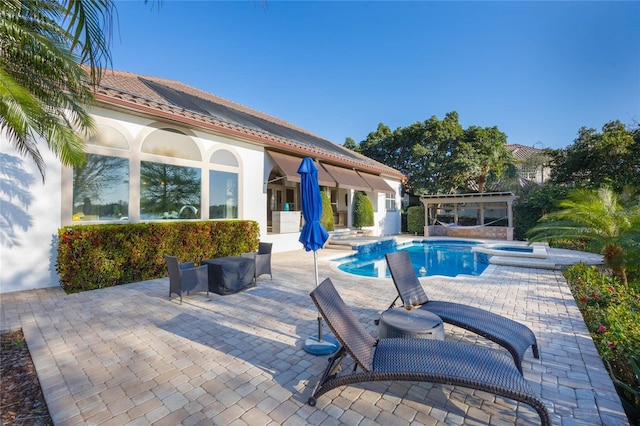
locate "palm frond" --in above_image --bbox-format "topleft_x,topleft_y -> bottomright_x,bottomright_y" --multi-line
61,0 -> 114,85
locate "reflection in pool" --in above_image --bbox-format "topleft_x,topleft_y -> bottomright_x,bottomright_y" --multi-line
335,240 -> 490,278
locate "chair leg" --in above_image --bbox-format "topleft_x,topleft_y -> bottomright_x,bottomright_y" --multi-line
309,347 -> 346,406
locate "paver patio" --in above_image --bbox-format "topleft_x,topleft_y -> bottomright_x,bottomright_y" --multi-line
0,238 -> 630,425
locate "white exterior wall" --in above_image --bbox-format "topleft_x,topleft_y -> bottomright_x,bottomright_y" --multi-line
361,178 -> 402,236
1,141 -> 62,293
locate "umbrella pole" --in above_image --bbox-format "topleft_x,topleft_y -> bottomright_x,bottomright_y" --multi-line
314,250 -> 323,342
302,249 -> 339,355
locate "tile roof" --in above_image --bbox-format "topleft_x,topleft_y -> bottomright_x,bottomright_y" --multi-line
92,69 -> 405,180
506,144 -> 547,161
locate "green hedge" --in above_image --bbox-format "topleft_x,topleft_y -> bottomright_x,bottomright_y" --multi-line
407,205 -> 425,235
57,221 -> 260,293
321,191 -> 335,231
352,191 -> 374,228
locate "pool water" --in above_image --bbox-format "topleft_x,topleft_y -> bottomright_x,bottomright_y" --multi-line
490,246 -> 533,253
335,240 -> 490,278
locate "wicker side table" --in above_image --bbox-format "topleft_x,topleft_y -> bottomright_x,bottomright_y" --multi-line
378,307 -> 445,340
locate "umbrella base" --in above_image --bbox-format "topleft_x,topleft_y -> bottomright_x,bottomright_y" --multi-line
303,334 -> 340,355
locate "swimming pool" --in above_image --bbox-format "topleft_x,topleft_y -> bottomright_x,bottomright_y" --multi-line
335,240 -> 490,278
492,246 -> 532,253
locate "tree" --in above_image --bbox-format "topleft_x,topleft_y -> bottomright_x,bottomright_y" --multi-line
343,137 -> 357,151
548,120 -> 640,192
353,112 -> 519,196
448,125 -> 517,193
0,0 -> 116,181
527,187 -> 640,287
358,123 -> 395,167
417,111 -> 464,194
356,113 -> 465,195
513,183 -> 567,240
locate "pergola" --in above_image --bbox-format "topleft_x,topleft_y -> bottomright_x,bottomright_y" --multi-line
420,192 -> 518,240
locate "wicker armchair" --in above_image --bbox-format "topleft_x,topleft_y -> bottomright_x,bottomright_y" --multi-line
385,250 -> 539,373
308,278 -> 551,425
164,254 -> 209,303
241,242 -> 272,280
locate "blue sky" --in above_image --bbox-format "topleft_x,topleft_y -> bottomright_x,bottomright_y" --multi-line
110,1 -> 639,150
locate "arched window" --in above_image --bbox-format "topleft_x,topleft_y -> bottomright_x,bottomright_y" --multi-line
72,125 -> 130,222
209,149 -> 239,219
140,128 -> 202,220
86,125 -> 130,150
141,128 -> 201,160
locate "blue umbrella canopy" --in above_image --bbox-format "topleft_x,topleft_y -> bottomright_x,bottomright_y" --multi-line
298,157 -> 339,355
298,158 -> 329,252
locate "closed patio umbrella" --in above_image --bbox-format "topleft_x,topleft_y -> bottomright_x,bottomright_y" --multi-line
297,157 -> 339,355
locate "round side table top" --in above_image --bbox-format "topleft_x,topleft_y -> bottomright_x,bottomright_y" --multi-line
378,307 -> 444,340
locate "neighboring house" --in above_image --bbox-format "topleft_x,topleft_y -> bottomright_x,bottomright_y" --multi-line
506,144 -> 550,184
0,69 -> 405,293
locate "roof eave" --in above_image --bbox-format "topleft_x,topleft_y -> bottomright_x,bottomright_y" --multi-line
92,91 -> 406,181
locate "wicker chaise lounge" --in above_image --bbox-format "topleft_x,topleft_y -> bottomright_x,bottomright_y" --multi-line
385,250 -> 539,373
308,278 -> 551,425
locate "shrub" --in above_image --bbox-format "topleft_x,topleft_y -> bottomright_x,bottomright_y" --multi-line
320,190 -> 335,231
564,262 -> 640,423
57,221 -> 259,293
352,191 -> 374,228
513,184 -> 567,240
407,205 -> 425,235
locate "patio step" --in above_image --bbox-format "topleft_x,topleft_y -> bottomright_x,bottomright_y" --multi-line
325,229 -> 386,250
489,256 -> 559,269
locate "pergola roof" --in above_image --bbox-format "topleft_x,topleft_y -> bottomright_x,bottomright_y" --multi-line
421,192 -> 517,204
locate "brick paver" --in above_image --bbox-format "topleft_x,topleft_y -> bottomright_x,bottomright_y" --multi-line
0,238 -> 629,425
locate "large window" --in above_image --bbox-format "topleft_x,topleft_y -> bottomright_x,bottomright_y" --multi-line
67,125 -> 248,224
209,149 -> 239,219
72,154 -> 129,221
140,161 -> 201,220
209,170 -> 238,219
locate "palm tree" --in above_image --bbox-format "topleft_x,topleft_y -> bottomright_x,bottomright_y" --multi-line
0,0 -> 115,182
527,187 -> 640,287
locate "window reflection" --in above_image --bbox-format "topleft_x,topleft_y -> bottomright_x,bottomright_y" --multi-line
72,154 -> 129,221
140,161 -> 201,220
210,170 -> 237,219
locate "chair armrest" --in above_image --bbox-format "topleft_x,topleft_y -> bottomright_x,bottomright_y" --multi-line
180,261 -> 196,269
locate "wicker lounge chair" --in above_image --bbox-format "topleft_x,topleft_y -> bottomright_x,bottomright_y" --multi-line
308,278 -> 551,425
385,250 -> 539,373
165,254 -> 209,303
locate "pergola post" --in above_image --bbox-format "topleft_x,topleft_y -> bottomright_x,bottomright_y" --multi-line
423,203 -> 430,236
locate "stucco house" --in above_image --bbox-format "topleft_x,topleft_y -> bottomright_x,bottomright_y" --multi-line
0,69 -> 405,294
506,144 -> 550,184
